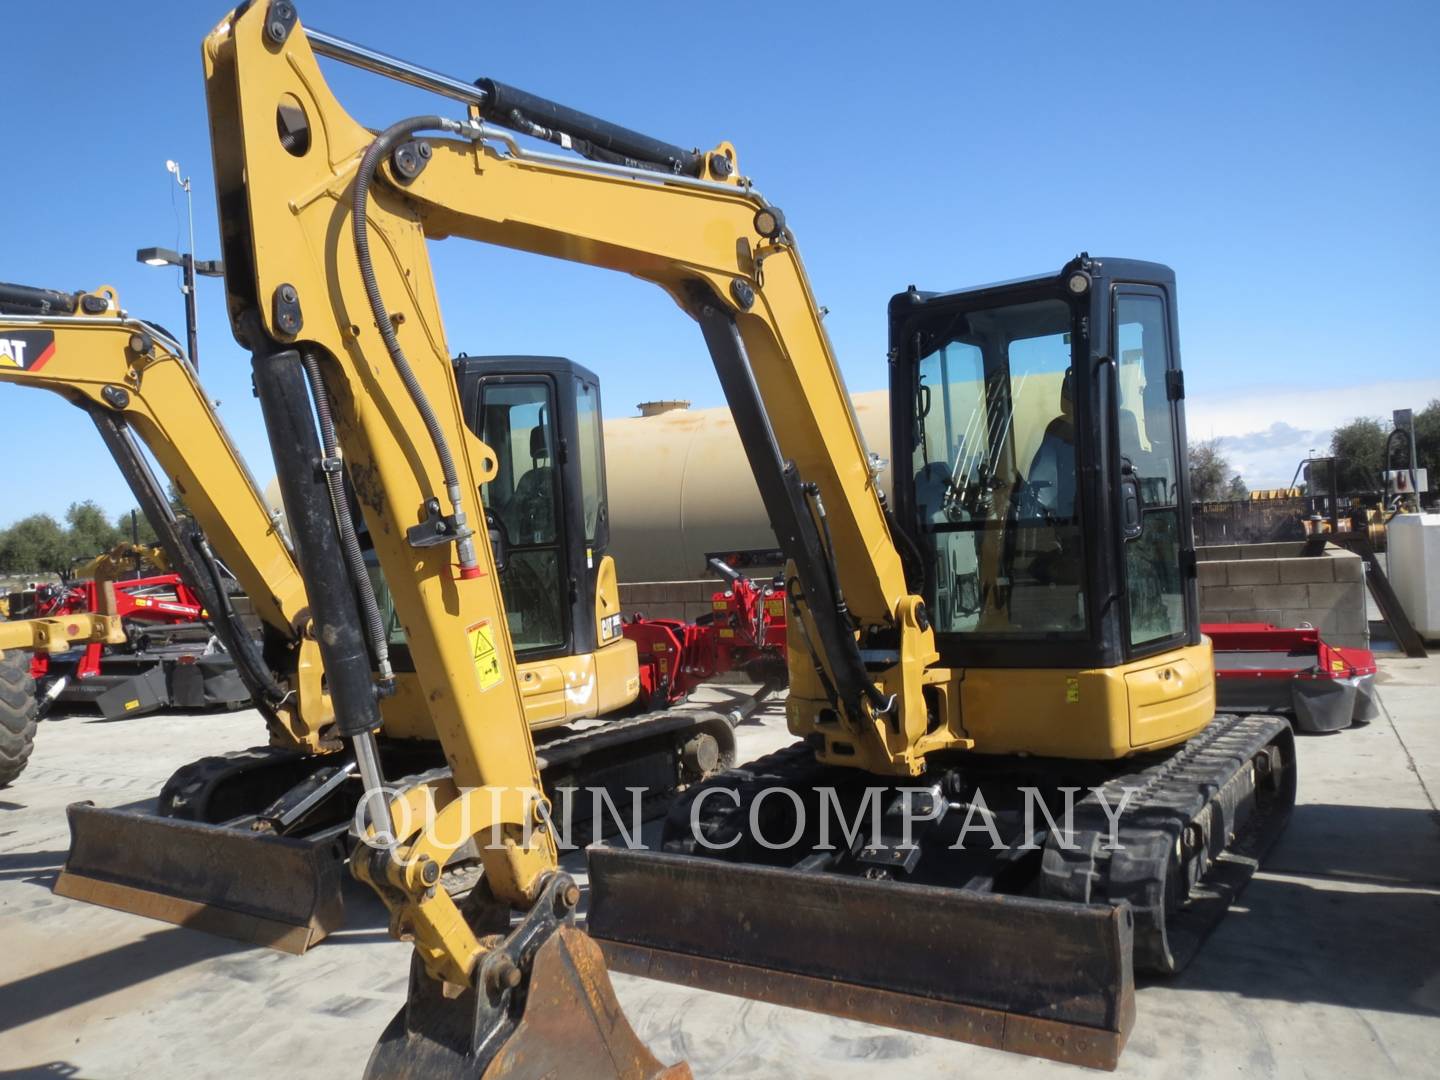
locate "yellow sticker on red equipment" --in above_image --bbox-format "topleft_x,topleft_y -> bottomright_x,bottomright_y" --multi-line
467,620 -> 502,691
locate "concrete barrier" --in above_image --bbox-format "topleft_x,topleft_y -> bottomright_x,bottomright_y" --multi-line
1198,542 -> 1368,649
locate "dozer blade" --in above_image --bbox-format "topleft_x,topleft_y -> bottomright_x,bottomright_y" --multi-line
588,846 -> 1135,1070
53,801 -> 345,953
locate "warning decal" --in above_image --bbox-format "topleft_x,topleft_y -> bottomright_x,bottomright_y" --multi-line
468,619 -> 503,691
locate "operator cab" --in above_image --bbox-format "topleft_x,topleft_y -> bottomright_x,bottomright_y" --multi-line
889,255 -> 1199,671
454,355 -> 610,662
369,356 -> 610,667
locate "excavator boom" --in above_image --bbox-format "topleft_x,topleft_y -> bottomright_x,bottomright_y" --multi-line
191,7 -> 1121,1070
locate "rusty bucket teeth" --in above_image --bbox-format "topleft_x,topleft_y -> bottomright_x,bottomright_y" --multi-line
586,846 -> 1135,1071
53,801 -> 345,953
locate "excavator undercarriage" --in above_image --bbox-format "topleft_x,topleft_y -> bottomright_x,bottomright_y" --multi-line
56,704 -> 744,953
591,713 -> 1295,1068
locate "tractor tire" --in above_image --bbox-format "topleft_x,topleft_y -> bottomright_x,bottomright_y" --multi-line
0,650 -> 38,788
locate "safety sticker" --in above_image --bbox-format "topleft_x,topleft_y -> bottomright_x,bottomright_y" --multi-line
467,619 -> 502,691
124,699 -> 141,711
1065,677 -> 1080,704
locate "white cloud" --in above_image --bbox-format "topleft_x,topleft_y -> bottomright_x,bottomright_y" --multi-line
1185,378 -> 1440,489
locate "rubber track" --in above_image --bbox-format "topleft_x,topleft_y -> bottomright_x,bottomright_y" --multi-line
0,649 -> 38,788
153,708 -> 737,828
157,745 -> 309,820
659,741 -> 831,859
534,707 -> 736,772
1040,712 -> 1295,974
658,715 -> 1295,979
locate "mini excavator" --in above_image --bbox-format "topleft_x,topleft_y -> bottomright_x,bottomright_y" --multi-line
113,5 -> 1299,1073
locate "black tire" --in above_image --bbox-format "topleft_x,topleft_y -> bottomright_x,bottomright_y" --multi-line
0,649 -> 38,788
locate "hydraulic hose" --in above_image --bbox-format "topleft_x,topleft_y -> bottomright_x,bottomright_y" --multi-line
351,115 -> 480,576
300,349 -> 395,689
192,531 -> 290,706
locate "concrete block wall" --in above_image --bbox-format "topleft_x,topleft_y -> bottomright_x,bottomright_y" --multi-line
1197,542 -> 1368,649
617,580 -> 718,623
624,543 -> 1372,650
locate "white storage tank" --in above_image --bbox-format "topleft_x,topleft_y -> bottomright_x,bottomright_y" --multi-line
603,391 -> 893,583
1387,512 -> 1440,642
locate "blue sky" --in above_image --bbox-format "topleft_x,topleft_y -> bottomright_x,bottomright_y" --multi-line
1,0 -> 1436,523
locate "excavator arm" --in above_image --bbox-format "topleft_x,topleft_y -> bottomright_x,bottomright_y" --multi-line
203,8 -> 952,784
203,11 -> 700,1076
198,2 -> 972,1071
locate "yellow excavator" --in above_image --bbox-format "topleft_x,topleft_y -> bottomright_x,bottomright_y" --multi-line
0,282 -> 738,950
179,5 -> 1296,1074
70,541 -> 171,582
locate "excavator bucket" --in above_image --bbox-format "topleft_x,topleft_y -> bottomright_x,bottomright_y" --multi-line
367,873 -> 690,1079
54,802 -> 346,953
587,847 -> 1135,1070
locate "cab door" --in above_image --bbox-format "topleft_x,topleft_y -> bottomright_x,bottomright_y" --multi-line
1112,285 -> 1199,658
472,376 -> 571,660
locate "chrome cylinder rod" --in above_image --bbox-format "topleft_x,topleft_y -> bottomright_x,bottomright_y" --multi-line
352,729 -> 395,845
308,28 -> 490,107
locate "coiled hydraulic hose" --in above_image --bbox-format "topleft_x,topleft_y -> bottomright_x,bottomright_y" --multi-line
300,349 -> 395,690
351,115 -> 481,577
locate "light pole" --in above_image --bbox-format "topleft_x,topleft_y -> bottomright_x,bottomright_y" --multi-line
136,161 -> 223,370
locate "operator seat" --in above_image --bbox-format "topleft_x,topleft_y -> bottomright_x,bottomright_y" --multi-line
1020,368 -> 1083,597
507,425 -> 556,545
1026,368 -> 1076,519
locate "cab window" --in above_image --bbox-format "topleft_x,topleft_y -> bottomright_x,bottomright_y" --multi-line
910,297 -> 1086,637
1116,292 -> 1186,648
477,382 -> 566,652
575,376 -> 607,547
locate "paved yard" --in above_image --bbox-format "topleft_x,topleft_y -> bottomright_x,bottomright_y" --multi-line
1,663 -> 1437,1078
